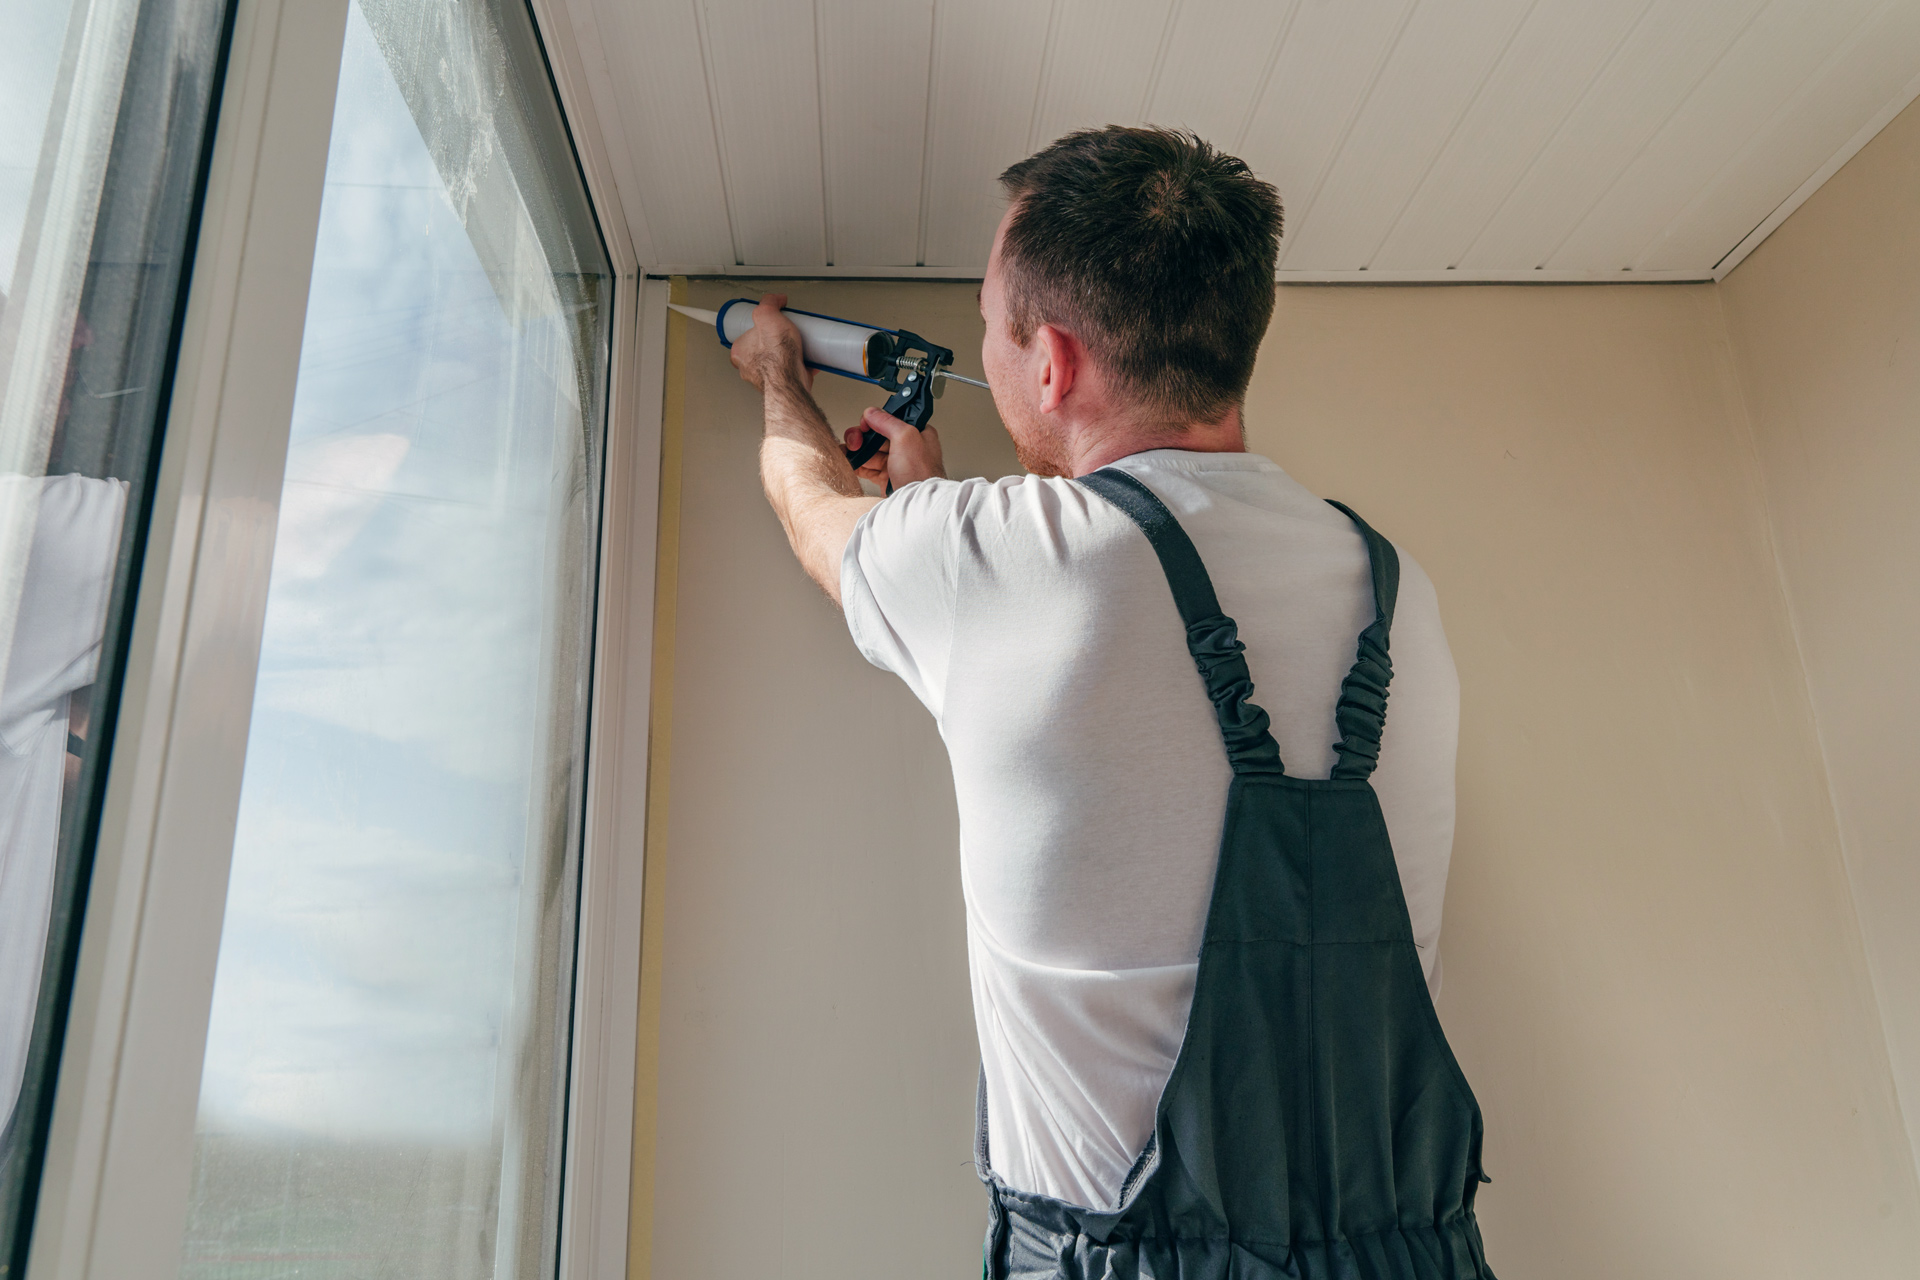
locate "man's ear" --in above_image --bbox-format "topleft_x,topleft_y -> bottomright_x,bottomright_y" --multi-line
1034,324 -> 1078,414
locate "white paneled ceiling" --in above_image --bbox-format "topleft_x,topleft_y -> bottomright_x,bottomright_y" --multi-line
556,0 -> 1920,281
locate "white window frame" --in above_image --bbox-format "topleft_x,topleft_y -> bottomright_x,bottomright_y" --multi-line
22,2 -> 665,1277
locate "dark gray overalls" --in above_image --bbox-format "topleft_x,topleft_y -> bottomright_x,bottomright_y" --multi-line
974,469 -> 1496,1280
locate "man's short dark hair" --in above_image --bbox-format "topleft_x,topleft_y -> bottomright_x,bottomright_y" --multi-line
997,127 -> 1282,423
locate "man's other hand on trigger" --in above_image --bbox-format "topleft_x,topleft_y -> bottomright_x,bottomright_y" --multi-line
846,406 -> 947,490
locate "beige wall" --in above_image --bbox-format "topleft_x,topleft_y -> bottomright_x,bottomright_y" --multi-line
633,267 -> 1920,1274
633,280 -> 1017,1280
1248,283 -> 1918,1276
1721,99 -> 1920,1185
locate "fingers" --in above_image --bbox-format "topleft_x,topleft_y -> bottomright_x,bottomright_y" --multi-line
913,425 -> 945,481
884,419 -> 945,488
730,293 -> 807,390
854,410 -> 910,484
859,405 -> 911,439
844,425 -> 890,480
846,409 -> 943,489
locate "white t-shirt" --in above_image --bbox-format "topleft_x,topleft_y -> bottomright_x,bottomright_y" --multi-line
1,474 -> 127,1131
841,449 -> 1460,1209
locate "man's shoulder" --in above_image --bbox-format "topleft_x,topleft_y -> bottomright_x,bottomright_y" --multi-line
871,472 -> 1120,544
1106,451 -> 1350,529
863,457 -> 1441,590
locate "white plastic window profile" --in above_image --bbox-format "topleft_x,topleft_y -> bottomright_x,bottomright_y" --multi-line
0,0 -> 231,1267
18,2 -> 655,1278
173,1 -> 612,1276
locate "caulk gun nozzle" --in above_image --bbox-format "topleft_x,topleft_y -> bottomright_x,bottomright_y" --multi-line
667,303 -> 721,325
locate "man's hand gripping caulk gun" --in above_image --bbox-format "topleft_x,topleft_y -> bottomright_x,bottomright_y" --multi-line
672,293 -> 988,491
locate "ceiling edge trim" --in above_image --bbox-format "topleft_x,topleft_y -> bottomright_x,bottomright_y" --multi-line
1280,268 -> 1712,283
1711,67 -> 1920,282
644,263 -> 1726,284
643,264 -> 988,280
526,0 -> 644,272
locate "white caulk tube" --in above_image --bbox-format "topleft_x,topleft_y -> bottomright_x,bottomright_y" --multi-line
668,299 -> 893,380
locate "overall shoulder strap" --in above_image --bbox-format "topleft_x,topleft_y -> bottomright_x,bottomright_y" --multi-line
1079,468 -> 1283,776
1324,501 -> 1400,781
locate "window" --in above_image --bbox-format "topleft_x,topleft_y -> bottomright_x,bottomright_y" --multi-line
0,0 -> 231,1269
174,2 -> 610,1277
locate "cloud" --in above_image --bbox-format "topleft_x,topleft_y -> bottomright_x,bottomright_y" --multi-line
199,801 -> 520,1142
197,3 -> 600,1150
270,433 -> 411,581
0,0 -> 76,296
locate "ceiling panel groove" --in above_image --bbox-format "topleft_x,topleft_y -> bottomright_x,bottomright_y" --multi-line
1113,0 -> 1267,150
584,0 -> 1920,279
918,0 -> 1054,267
1551,0 -> 1899,270
1275,0 -> 1425,268
1626,0 -> 1894,272
1230,0 -> 1301,154
1535,0 -> 1778,271
1371,0 -> 1663,272
1361,0 -> 1547,271
1451,0 -> 1662,270
1711,52 -> 1920,276
811,0 -> 834,265
914,0 -> 944,266
689,0 -> 744,266
1023,0 -> 1067,154
1137,0 -> 1188,122
819,0 -> 933,267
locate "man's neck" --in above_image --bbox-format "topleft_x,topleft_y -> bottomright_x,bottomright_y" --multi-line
1067,406 -> 1247,477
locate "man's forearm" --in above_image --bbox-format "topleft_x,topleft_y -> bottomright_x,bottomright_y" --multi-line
758,367 -> 878,603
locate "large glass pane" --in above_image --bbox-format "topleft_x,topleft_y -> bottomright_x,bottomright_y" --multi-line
0,0 -> 231,1269
177,2 -> 610,1277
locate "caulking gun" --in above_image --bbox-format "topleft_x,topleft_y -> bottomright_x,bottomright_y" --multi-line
668,299 -> 989,468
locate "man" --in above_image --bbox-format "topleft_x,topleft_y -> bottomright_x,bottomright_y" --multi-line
1,473 -> 127,1142
2,312 -> 128,1144
730,127 -> 1491,1278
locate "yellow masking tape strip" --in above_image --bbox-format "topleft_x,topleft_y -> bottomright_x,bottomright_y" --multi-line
628,276 -> 688,1280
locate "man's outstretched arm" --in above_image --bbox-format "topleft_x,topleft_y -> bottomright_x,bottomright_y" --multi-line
728,293 -> 944,604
